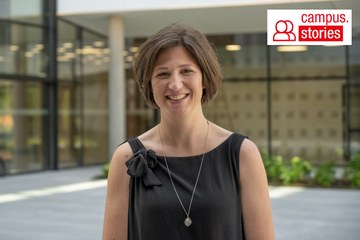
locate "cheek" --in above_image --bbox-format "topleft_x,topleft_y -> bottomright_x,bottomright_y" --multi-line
198,76 -> 204,89
150,81 -> 162,102
150,80 -> 158,94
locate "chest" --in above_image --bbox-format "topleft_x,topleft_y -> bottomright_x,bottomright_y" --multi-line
132,152 -> 240,219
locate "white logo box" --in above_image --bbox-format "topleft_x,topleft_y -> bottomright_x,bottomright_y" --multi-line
267,9 -> 352,45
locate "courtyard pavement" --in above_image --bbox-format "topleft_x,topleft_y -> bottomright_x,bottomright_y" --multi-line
0,165 -> 359,240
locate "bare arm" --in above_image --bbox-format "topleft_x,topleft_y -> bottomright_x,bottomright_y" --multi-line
102,143 -> 132,240
240,139 -> 275,240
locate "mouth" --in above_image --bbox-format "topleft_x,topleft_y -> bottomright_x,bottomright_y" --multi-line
166,94 -> 188,101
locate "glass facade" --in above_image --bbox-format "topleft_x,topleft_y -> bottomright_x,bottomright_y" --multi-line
57,19 -> 81,168
57,20 -> 109,168
0,0 -> 47,174
205,34 -> 268,151
125,38 -> 155,138
0,1 -> 109,174
1,1 -> 359,174
0,21 -> 45,77
0,0 -> 43,24
349,31 -> 360,158
0,80 -> 46,173
125,30 -> 360,164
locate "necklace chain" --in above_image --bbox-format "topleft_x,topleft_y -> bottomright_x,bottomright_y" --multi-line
158,121 -> 210,227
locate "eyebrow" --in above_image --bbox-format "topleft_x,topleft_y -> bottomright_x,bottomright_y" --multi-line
154,64 -> 195,72
153,67 -> 168,71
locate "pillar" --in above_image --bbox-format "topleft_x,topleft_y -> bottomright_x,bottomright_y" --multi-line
108,15 -> 126,156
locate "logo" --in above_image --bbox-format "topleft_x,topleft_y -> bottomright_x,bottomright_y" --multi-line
267,9 -> 352,45
273,20 -> 296,41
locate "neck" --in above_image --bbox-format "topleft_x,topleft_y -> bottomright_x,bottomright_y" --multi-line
158,114 -> 209,155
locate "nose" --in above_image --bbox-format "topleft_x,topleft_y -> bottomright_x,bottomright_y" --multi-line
168,73 -> 183,90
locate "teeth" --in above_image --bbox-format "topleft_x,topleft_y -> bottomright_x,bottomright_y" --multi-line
168,94 -> 186,100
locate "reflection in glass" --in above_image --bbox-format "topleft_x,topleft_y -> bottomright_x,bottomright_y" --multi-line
271,45 -> 346,78
58,20 -> 110,166
204,81 -> 267,152
0,80 -> 46,173
349,29 -> 360,83
349,87 -> 360,129
210,34 -> 267,80
0,0 -> 43,24
271,80 -> 345,163
58,20 -> 81,167
125,38 -> 154,138
0,21 -> 45,77
82,31 -> 109,164
58,82 -> 82,167
351,133 -> 360,157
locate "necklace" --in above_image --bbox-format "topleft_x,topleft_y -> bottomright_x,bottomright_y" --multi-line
158,121 -> 210,227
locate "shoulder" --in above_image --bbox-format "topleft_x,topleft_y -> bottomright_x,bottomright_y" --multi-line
112,142 -> 133,163
108,141 -> 135,179
239,138 -> 265,178
240,138 -> 261,158
113,125 -> 158,162
111,125 -> 158,165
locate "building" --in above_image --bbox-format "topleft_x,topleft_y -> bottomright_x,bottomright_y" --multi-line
0,0 -> 359,174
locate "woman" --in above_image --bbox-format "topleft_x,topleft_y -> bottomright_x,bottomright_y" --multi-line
102,23 -> 274,240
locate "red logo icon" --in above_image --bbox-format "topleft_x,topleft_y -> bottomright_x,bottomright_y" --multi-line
273,20 -> 296,41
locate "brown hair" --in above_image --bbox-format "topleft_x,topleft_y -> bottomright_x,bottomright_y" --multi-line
133,23 -> 223,108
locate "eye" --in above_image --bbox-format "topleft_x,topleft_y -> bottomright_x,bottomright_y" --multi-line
155,72 -> 170,78
181,69 -> 194,75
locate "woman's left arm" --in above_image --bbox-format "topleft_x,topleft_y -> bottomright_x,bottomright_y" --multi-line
239,138 -> 275,240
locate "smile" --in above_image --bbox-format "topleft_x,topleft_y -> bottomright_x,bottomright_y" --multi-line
166,94 -> 188,101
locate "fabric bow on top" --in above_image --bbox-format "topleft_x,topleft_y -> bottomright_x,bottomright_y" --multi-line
126,149 -> 162,187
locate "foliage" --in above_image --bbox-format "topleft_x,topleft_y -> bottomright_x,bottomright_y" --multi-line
262,153 -> 285,183
103,162 -> 110,178
262,153 -> 312,185
343,154 -> 360,188
261,152 -> 360,188
279,156 -> 312,185
314,162 -> 336,187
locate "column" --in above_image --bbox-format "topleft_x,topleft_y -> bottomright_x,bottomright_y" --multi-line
108,15 -> 126,156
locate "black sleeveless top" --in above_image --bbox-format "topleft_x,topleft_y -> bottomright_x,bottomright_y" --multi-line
125,133 -> 247,240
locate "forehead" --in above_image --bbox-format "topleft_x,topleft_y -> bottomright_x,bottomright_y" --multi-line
153,46 -> 198,68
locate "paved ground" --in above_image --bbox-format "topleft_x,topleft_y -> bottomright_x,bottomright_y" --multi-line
0,165 -> 359,240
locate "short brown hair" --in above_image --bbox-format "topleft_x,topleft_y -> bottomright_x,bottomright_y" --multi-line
133,23 -> 223,108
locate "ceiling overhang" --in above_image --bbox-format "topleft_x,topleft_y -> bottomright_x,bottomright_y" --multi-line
59,0 -> 360,37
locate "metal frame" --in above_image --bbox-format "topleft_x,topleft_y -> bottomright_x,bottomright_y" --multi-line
344,45 -> 351,161
0,18 -> 43,28
77,25 -> 85,166
266,45 -> 272,157
0,74 -> 47,82
43,0 -> 58,170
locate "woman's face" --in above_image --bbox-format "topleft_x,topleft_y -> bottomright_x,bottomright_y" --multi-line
151,46 -> 203,118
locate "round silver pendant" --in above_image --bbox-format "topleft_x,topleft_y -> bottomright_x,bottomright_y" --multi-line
184,217 -> 192,227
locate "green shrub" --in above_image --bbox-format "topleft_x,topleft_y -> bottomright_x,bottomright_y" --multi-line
103,162 -> 110,178
262,154 -> 285,183
344,154 -> 360,188
314,162 -> 336,187
280,156 -> 312,185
